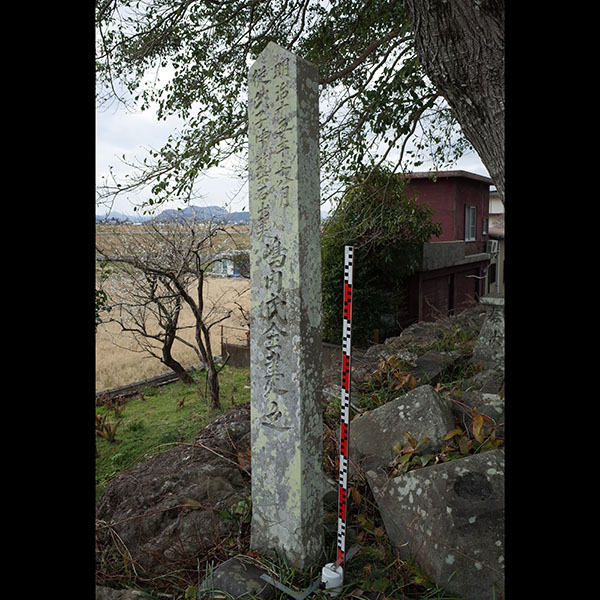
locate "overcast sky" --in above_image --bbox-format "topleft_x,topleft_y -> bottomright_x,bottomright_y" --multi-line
96,101 -> 490,218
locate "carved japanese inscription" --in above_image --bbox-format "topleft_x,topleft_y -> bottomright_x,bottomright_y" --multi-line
248,42 -> 323,568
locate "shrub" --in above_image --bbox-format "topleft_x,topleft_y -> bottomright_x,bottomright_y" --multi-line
321,165 -> 441,346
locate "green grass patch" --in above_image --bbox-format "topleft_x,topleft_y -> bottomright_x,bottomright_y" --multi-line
95,365 -> 250,501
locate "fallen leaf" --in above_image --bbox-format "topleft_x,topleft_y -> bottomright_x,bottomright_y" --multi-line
350,487 -> 362,506
237,451 -> 247,469
473,413 -> 484,442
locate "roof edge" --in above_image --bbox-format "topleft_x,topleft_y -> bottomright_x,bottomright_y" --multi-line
404,170 -> 493,185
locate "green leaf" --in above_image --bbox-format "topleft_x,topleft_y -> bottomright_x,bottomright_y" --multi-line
356,513 -> 375,534
184,586 -> 197,599
372,576 -> 391,592
396,453 -> 412,465
418,453 -> 435,467
416,436 -> 431,449
443,428 -> 463,440
459,437 -> 472,455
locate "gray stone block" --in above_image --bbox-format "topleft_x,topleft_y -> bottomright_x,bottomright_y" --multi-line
472,305 -> 504,370
349,385 -> 455,472
201,557 -> 275,599
367,449 -> 505,600
412,349 -> 461,385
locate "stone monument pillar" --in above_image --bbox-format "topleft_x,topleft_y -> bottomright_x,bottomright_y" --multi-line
248,42 -> 323,568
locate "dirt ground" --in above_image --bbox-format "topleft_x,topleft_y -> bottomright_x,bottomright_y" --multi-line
96,275 -> 250,391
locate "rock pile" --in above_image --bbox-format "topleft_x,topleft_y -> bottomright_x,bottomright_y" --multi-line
348,301 -> 505,599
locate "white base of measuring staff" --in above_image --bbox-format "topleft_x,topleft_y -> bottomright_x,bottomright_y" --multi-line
321,563 -> 344,596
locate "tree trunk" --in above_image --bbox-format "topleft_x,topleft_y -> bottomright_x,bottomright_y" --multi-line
404,0 -> 505,203
169,264 -> 222,409
194,269 -> 221,409
198,322 -> 220,410
206,359 -> 221,410
166,359 -> 195,384
161,311 -> 195,384
162,344 -> 195,384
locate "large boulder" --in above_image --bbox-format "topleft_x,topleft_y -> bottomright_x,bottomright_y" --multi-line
349,385 -> 455,472
96,405 -> 252,577
367,449 -> 505,600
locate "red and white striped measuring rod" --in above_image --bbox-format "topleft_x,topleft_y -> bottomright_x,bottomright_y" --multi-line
336,245 -> 354,572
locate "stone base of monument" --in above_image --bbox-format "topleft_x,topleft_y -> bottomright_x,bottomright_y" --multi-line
199,550 -> 424,600
200,556 -> 276,599
200,548 -> 373,600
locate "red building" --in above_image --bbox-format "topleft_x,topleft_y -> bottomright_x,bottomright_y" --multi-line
403,171 -> 492,322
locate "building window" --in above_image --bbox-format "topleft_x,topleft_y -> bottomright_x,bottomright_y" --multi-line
465,205 -> 477,241
482,217 -> 488,236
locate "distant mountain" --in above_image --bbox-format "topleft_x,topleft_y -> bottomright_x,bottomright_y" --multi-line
97,205 -> 326,224
227,211 -> 250,223
96,211 -> 148,223
153,205 -> 249,223
154,205 -> 225,222
96,205 -> 249,224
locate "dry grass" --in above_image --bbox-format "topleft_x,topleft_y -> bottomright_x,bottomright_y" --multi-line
95,223 -> 249,253
96,274 -> 250,391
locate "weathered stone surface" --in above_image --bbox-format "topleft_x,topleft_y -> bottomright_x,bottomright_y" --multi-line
384,320 -> 443,350
96,406 -> 251,576
472,304 -> 504,370
454,389 -> 505,434
367,449 -> 505,600
363,343 -> 418,364
248,42 -> 323,567
472,365 -> 505,395
349,385 -> 455,472
201,556 -> 276,599
95,586 -> 147,600
412,349 -> 461,385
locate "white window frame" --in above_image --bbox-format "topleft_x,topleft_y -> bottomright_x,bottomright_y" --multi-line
465,205 -> 477,241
